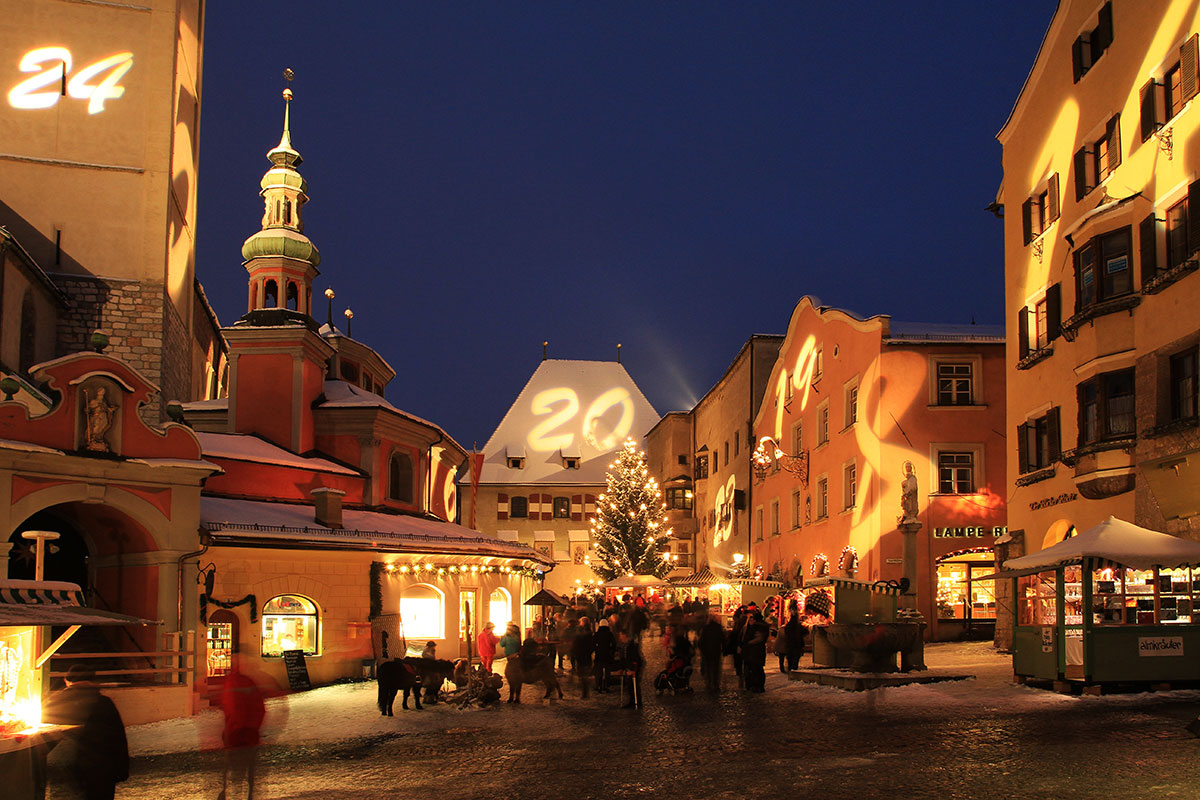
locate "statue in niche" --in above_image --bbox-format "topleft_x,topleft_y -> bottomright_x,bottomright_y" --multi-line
899,460 -> 920,524
83,386 -> 117,452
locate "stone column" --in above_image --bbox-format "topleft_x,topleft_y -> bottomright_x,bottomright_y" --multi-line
898,520 -> 927,671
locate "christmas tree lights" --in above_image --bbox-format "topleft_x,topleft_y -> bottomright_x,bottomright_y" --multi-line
590,438 -> 673,581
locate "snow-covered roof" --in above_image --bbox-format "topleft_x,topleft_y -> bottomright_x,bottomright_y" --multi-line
475,359 -> 659,486
200,496 -> 552,565
195,432 -> 360,476
886,322 -> 1005,344
179,398 -> 228,411
1000,517 -> 1200,573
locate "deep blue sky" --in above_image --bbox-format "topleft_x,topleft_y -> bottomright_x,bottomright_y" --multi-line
196,3 -> 1056,450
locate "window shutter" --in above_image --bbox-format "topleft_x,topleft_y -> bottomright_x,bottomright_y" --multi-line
1183,34 -> 1200,102
1018,306 -> 1030,359
1106,114 -> 1121,173
1074,147 -> 1088,200
1072,37 -> 1085,83
1139,213 -> 1158,285
1022,198 -> 1034,245
1140,79 -> 1159,142
1017,423 -> 1030,474
1047,407 -> 1062,464
541,493 -> 553,521
1046,283 -> 1062,341
497,493 -> 509,521
1047,173 -> 1060,223
570,494 -> 583,522
1189,179 -> 1200,256
584,493 -> 597,520
1096,2 -> 1113,51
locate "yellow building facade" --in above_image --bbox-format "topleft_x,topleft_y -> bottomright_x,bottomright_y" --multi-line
1001,0 -> 1200,579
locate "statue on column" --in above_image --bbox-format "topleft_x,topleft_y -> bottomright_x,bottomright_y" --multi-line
899,460 -> 919,524
83,386 -> 117,452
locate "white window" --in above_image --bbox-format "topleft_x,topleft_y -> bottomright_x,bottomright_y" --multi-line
843,462 -> 857,509
938,451 -> 975,494
261,594 -> 319,657
400,583 -> 445,640
816,476 -> 829,520
770,499 -> 780,536
937,363 -> 973,405
844,378 -> 859,427
818,401 -> 830,445
792,489 -> 803,529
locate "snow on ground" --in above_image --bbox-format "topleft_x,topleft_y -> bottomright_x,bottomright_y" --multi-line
127,640 -> 1200,757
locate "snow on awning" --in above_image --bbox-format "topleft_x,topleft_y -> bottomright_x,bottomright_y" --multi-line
0,579 -> 158,626
994,516 -> 1200,575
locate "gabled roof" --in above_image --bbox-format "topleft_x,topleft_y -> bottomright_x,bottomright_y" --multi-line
475,359 -> 659,486
195,432 -> 360,476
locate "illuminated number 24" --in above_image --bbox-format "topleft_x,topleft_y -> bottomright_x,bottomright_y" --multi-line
8,48 -> 133,115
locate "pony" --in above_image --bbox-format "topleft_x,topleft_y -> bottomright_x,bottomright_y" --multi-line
504,651 -> 563,703
377,657 -> 457,714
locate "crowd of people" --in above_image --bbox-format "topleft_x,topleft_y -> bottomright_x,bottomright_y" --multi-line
474,592 -> 810,709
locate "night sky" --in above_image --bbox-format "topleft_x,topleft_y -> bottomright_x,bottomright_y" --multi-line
195,3 -> 1056,450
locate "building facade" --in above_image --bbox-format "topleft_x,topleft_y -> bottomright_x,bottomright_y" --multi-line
644,411 -> 699,575
999,0 -> 1200,633
750,298 -> 1007,640
464,358 -> 660,596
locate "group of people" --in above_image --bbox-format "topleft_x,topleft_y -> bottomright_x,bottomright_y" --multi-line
469,593 -> 810,707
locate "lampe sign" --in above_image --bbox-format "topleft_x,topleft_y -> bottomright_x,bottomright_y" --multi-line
7,47 -> 133,115
932,526 -> 1008,539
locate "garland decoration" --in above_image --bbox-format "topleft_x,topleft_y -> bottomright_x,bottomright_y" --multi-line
810,553 -> 829,576
201,593 -> 257,625
838,546 -> 858,572
380,562 -> 543,580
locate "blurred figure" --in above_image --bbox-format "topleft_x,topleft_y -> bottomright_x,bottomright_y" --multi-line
571,617 -> 595,698
698,613 -> 726,694
421,640 -> 437,659
592,618 -> 616,693
218,655 -> 267,800
741,611 -> 770,693
617,630 -> 643,709
42,664 -> 129,800
729,605 -> 748,684
783,613 -> 807,673
477,621 -> 499,672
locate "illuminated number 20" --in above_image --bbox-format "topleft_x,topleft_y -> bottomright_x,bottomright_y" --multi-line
526,387 -> 635,453
8,47 -> 133,114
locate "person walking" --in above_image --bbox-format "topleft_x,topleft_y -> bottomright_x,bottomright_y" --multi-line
592,618 -> 617,693
741,611 -> 770,693
41,664 -> 129,800
617,630 -> 644,709
784,613 -> 807,672
772,616 -> 788,673
217,655 -> 268,800
571,617 -> 595,698
477,621 -> 499,672
729,605 -> 748,685
698,613 -> 725,694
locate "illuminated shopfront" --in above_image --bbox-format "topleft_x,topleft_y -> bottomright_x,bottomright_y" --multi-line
399,584 -> 444,640
489,588 -> 513,629
936,550 -> 997,622
261,595 -> 319,657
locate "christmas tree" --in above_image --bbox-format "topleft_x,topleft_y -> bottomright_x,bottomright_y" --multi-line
590,438 -> 673,581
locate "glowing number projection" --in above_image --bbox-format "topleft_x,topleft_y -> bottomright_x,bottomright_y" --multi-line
443,467 -> 458,522
790,335 -> 820,412
712,475 -> 736,548
526,386 -> 634,454
582,387 -> 634,450
8,48 -> 133,114
527,388 -> 580,452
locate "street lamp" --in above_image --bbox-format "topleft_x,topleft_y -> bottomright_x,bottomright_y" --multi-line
324,288 -> 334,326
343,307 -> 353,337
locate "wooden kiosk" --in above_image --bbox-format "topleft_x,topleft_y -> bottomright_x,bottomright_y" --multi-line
990,517 -> 1200,687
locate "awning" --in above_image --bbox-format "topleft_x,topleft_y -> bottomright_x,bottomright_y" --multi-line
732,579 -> 785,589
0,579 -> 158,627
669,567 -> 718,587
524,588 -> 569,607
804,577 -> 899,595
1001,516 -> 1200,573
600,575 -> 669,589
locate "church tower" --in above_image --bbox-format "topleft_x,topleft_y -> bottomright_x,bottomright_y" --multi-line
223,83 -> 333,453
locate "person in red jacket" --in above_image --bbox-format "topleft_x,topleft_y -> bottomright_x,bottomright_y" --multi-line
218,655 -> 267,800
477,621 -> 499,671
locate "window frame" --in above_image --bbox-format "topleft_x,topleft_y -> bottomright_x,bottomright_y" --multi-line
1170,349 -> 1199,422
388,451 -> 415,504
1074,226 -> 1132,310
260,594 -> 320,658
1077,368 -> 1136,447
816,475 -> 829,520
843,461 -> 857,510
509,495 -> 529,518
936,451 -> 975,495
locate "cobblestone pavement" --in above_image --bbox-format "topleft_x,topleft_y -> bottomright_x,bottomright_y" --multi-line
49,642 -> 1200,800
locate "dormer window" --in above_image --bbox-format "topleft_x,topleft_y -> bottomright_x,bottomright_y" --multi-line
505,443 -> 527,470
564,457 -> 579,470
561,443 -> 581,471
507,457 -> 525,470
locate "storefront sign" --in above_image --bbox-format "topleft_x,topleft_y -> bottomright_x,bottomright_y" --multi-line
885,558 -> 903,564
282,649 -> 312,690
1138,636 -> 1184,657
1041,626 -> 1053,654
932,526 -> 1007,538
1028,492 -> 1078,512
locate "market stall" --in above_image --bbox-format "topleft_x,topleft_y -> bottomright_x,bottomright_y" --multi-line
600,575 -> 669,602
986,517 -> 1200,685
0,579 -> 156,799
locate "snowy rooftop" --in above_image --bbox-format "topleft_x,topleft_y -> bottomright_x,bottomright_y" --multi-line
200,496 -> 551,564
195,432 -> 360,476
886,321 -> 1005,343
475,359 -> 659,486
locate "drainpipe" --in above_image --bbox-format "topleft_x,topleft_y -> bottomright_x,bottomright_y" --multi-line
177,537 -> 209,631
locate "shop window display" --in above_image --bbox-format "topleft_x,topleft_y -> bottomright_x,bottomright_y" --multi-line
1017,572 -> 1058,625
261,594 -> 319,657
1091,566 -> 1191,624
399,584 -> 444,639
935,551 -> 996,620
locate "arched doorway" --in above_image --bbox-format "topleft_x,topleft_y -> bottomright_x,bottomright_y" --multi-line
7,508 -> 89,588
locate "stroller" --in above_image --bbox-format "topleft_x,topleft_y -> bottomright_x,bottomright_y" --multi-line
654,655 -> 694,695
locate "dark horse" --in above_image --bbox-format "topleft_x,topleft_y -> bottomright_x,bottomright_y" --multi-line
377,657 -> 455,714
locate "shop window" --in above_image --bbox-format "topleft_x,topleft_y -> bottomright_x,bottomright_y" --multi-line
1071,1 -> 1112,82
489,587 -> 512,630
936,363 -> 974,405
936,551 -> 996,620
1090,567 -> 1166,624
1017,572 -> 1058,626
206,610 -> 239,678
261,594 -> 318,657
1021,173 -> 1060,244
509,496 -> 528,518
1018,408 -> 1061,474
937,452 -> 974,494
389,452 -> 414,504
1170,349 -> 1198,422
1077,368 -> 1135,446
1073,116 -> 1121,200
665,487 -> 693,511
399,584 -> 444,640
1074,227 -> 1132,310
552,496 -> 571,519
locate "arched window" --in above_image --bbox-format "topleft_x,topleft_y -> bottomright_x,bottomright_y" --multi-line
249,283 -> 259,311
264,279 -> 278,308
400,584 -> 444,639
340,362 -> 359,382
286,281 -> 299,311
261,594 -> 318,656
283,198 -> 292,225
489,587 -> 512,629
19,289 -> 37,374
389,452 -> 414,504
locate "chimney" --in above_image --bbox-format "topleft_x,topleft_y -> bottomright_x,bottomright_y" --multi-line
312,487 -> 346,529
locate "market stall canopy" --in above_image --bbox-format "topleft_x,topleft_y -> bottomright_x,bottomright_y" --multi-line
669,567 -> 718,587
600,575 -> 668,589
524,589 -> 569,607
985,517 -> 1200,579
0,579 -> 159,626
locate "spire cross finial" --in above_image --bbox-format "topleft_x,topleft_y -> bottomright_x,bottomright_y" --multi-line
281,68 -> 295,138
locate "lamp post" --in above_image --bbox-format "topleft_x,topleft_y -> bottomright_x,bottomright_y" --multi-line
344,307 -> 353,338
324,288 -> 334,326
21,530 -> 60,582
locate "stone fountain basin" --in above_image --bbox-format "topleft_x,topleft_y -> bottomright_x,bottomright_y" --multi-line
821,622 -> 923,673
